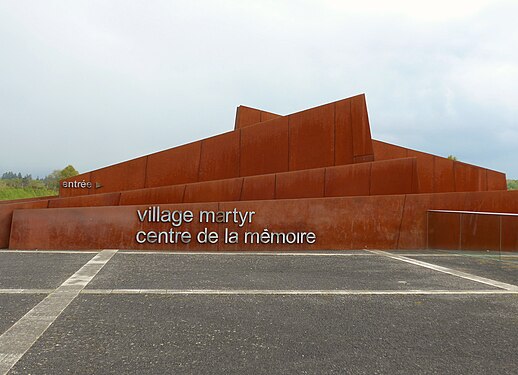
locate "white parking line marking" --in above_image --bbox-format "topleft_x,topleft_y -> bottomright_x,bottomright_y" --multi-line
81,288 -> 518,295
0,250 -> 117,375
0,289 -> 54,294
371,251 -> 518,291
0,250 -> 98,254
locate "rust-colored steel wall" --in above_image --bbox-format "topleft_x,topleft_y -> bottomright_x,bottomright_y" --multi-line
428,211 -> 518,251
0,200 -> 49,248
119,185 -> 186,206
350,95 -> 374,162
0,196 -> 56,205
288,102 -> 335,170
241,175 -> 276,201
10,191 -> 518,251
234,105 -> 281,129
198,131 -> 241,182
372,140 -> 507,192
145,142 -> 201,187
276,169 -> 325,200
58,100 -> 506,199
49,158 -> 419,209
59,94 -> 375,197
184,178 -> 243,203
398,190 -> 518,249
325,163 -> 371,197
240,117 -> 289,176
9,196 -> 405,251
48,193 -> 121,209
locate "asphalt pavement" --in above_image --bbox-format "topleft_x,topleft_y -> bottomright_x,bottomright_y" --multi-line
1,250 -> 517,374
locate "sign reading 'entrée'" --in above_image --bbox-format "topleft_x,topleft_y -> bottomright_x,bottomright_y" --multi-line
135,206 -> 317,245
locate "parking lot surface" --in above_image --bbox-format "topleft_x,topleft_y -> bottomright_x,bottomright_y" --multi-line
1,250 -> 517,374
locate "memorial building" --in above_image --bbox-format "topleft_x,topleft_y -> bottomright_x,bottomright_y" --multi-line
1,94 -> 517,251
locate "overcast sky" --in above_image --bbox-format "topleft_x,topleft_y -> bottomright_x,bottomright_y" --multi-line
1,0 -> 517,178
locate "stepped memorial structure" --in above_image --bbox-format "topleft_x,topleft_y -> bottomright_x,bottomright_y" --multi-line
1,94 -> 517,251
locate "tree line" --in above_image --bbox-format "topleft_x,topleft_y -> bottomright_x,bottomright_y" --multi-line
0,165 -> 79,191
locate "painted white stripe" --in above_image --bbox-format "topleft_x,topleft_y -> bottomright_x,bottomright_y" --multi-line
0,250 -> 117,375
0,289 -> 53,294
370,250 -> 518,291
81,288 -> 518,295
0,250 -> 98,254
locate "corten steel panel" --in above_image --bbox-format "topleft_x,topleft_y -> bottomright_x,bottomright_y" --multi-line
427,211 -> 461,250
407,149 -> 435,193
234,106 -> 281,129
260,111 -> 281,122
241,174 -> 276,201
91,157 -> 147,194
433,157 -> 455,193
398,190 -> 518,250
9,203 -> 220,251
8,191 -> 518,251
460,214 -> 500,251
0,196 -> 56,205
501,216 -> 518,251
460,190 -> 518,214
48,193 -> 121,208
334,99 -> 354,165
454,162 -> 487,192
324,163 -> 371,197
486,169 -> 507,191
350,94 -> 374,158
288,103 -> 335,171
0,201 -> 49,248
353,155 -> 375,163
145,141 -> 202,188
218,195 -> 405,251
59,172 -> 92,197
370,158 -> 418,196
198,131 -> 240,182
465,191 -> 508,213
183,178 -> 243,203
119,185 -> 185,206
234,105 -> 261,129
372,140 -> 408,161
275,169 -> 325,200
372,140 -> 505,194
239,117 -> 289,177
8,196 -> 405,251
397,192 -> 469,249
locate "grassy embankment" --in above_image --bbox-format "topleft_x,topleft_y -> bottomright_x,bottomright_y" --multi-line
0,187 -> 57,201
0,178 -> 57,200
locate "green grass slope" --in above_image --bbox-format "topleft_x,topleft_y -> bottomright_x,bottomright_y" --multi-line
0,187 -> 57,201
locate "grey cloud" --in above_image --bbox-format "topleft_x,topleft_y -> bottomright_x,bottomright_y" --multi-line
0,0 -> 516,178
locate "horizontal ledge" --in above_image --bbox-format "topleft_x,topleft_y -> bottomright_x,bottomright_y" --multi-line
428,210 -> 518,217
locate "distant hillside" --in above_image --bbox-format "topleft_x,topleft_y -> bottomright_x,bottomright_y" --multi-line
0,165 -> 78,201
